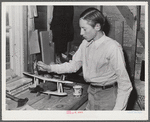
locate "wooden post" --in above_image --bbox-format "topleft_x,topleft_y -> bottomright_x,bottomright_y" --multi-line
130,6 -> 140,82
9,6 -> 25,76
137,6 -> 141,31
33,77 -> 39,87
121,21 -> 124,47
23,6 -> 28,72
47,6 -> 53,31
96,6 -> 103,13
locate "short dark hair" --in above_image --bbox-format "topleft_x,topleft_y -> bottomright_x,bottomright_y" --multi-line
80,8 -> 105,30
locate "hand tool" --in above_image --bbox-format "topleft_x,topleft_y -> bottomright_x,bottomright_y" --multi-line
6,92 -> 28,107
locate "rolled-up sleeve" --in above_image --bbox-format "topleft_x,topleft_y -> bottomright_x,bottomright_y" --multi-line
109,44 -> 133,110
50,42 -> 83,74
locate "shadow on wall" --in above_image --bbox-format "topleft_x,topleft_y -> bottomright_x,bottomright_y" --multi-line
103,18 -> 110,36
123,50 -> 138,110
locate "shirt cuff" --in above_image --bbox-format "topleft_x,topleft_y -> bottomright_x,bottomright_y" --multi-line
47,65 -> 51,73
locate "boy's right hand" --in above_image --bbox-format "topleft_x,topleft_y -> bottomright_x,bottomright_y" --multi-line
37,61 -> 50,72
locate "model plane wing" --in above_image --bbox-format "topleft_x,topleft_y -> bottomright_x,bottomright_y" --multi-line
23,72 -> 73,84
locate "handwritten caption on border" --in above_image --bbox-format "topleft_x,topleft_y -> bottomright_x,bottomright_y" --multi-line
66,111 -> 83,114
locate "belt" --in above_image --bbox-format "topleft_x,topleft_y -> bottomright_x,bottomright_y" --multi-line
90,82 -> 117,90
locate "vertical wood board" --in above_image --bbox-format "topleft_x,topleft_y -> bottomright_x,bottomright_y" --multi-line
130,19 -> 138,81
39,31 -> 54,65
28,30 -> 40,55
115,21 -> 124,46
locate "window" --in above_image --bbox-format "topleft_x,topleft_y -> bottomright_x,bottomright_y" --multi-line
5,5 -> 27,77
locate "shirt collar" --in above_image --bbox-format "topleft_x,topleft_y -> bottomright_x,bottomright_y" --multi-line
94,32 -> 106,49
86,39 -> 94,47
86,32 -> 106,48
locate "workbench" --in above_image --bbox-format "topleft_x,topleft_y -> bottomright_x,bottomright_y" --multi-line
6,82 -> 89,110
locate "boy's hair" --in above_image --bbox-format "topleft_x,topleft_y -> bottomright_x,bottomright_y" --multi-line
80,8 -> 105,31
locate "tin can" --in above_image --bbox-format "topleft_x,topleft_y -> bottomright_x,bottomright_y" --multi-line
73,85 -> 82,98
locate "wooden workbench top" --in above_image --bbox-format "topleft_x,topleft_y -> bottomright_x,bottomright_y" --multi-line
6,82 -> 89,110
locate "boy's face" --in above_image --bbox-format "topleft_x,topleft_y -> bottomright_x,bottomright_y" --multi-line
79,18 -> 97,42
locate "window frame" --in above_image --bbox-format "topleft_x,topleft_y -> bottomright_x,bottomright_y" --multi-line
5,5 -> 28,77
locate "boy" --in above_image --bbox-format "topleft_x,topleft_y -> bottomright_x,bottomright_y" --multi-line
37,8 -> 132,110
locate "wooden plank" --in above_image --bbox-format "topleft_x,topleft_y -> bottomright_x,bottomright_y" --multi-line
6,77 -> 32,91
117,6 -> 134,29
27,29 -> 40,73
137,29 -> 145,47
49,83 -> 88,110
28,30 -> 40,55
8,6 -> 25,76
23,6 -> 28,72
6,90 -> 46,110
136,6 -> 141,31
77,101 -> 88,110
39,31 -> 54,65
31,94 -> 63,110
70,93 -> 88,110
31,83 -> 88,110
115,21 -> 124,46
96,6 -> 103,13
134,79 -> 145,96
47,6 -> 53,31
30,84 -> 76,110
130,17 -> 138,81
117,6 -> 145,47
19,104 -> 35,110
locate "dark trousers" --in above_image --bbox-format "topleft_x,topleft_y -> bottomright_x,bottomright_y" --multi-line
86,84 -> 117,110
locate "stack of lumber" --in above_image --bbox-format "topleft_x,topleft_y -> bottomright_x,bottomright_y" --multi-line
6,69 -> 32,96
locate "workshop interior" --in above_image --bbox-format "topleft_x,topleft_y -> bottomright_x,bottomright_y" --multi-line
5,5 -> 145,111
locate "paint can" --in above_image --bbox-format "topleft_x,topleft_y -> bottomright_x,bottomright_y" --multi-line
73,85 -> 82,98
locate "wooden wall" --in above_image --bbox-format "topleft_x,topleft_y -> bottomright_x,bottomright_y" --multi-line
103,6 -> 145,81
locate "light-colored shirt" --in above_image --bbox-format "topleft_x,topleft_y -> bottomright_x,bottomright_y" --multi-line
50,34 -> 133,110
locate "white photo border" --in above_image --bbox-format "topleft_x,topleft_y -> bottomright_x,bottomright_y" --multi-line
2,1 -> 149,121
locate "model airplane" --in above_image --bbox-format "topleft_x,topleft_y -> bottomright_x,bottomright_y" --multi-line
23,72 -> 73,96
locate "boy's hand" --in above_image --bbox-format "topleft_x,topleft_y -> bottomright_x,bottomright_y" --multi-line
37,61 -> 49,72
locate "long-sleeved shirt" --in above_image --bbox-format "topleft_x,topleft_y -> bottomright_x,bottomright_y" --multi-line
50,34 -> 133,110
